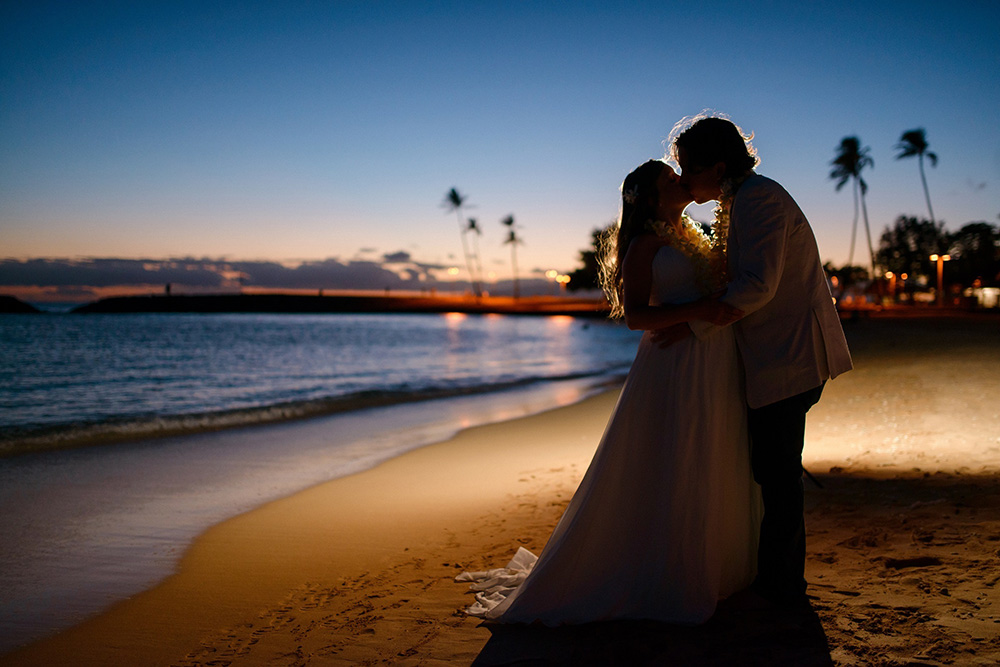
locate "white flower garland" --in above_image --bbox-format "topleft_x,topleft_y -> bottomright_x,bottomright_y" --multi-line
646,213 -> 728,295
642,172 -> 751,295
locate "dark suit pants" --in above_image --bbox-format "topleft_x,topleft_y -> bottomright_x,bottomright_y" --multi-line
747,382 -> 824,602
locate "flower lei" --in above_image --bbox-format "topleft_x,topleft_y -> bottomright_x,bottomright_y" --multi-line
641,172 -> 752,294
645,213 -> 728,295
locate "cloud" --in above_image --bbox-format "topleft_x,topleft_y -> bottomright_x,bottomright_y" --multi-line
0,258 -> 224,287
0,255 -> 589,301
0,255 -> 458,293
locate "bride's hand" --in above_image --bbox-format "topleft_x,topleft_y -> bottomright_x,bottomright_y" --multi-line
698,298 -> 743,325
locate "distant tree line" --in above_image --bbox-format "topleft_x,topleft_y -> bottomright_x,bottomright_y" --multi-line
874,217 -> 999,290
566,225 -> 612,293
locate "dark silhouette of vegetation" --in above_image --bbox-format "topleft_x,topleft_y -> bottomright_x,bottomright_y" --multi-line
823,262 -> 870,288
501,215 -> 523,299
830,137 -> 876,272
876,216 -> 1000,293
947,221 -> 1000,287
566,224 -> 614,292
0,295 -> 41,313
875,216 -> 946,282
442,188 -> 482,298
895,129 -> 938,224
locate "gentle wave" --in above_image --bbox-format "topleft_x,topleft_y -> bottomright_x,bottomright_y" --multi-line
0,370 -> 627,458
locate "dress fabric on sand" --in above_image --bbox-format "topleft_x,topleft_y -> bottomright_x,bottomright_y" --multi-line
457,246 -> 762,626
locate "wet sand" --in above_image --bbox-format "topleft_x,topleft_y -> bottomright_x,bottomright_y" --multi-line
4,313 -> 998,666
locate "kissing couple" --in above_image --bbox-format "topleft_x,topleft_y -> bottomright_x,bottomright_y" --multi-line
457,114 -> 853,625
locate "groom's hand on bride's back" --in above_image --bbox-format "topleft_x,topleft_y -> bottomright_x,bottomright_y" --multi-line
699,298 -> 744,326
652,298 -> 743,348
652,323 -> 692,348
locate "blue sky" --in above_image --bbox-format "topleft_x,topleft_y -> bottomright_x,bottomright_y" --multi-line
2,0 -> 998,294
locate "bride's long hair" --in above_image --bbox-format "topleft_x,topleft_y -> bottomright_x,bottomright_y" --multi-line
599,159 -> 667,319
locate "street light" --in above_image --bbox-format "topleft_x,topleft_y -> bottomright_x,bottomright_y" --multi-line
885,271 -> 896,302
545,269 -> 559,294
929,254 -> 951,306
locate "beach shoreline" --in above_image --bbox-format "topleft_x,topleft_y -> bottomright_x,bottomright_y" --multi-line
0,374 -> 624,655
4,314 -> 999,665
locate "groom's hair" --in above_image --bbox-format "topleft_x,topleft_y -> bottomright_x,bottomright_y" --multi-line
672,117 -> 758,179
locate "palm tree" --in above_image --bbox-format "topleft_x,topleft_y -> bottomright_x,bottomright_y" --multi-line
830,137 -> 876,274
500,214 -> 523,299
465,217 -> 485,295
895,128 -> 938,225
442,188 -> 481,298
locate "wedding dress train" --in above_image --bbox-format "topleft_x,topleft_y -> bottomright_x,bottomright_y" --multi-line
457,245 -> 762,625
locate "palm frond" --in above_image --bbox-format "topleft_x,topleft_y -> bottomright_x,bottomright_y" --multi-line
831,173 -> 850,191
830,136 -> 872,182
894,128 -> 930,160
503,230 -> 523,245
442,187 -> 465,211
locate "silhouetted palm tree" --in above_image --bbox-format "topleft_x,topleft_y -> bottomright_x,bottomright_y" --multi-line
500,215 -> 523,299
895,128 -> 938,225
830,137 -> 876,273
442,188 -> 481,298
465,217 -> 485,294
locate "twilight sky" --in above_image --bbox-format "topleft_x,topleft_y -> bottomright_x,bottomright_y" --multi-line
1,0 -> 998,295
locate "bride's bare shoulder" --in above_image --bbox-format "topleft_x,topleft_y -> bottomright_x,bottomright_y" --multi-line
627,231 -> 667,252
623,232 -> 667,271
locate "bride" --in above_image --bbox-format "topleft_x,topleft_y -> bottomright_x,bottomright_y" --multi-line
456,159 -> 762,626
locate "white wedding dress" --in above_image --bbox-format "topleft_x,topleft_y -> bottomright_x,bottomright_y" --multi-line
457,245 -> 762,626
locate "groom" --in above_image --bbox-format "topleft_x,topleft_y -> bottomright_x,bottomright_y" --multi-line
668,116 -> 853,606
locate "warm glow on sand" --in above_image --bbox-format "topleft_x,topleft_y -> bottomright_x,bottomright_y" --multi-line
802,318 -> 1000,475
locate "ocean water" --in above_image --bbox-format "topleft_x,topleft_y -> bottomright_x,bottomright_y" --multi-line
0,311 -> 640,653
1,312 -> 639,453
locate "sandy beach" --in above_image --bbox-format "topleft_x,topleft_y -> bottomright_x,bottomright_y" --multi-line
4,313 -> 999,666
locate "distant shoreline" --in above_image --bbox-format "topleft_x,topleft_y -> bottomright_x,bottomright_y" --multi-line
57,293 -> 612,316
0,295 -> 40,313
6,293 -> 997,319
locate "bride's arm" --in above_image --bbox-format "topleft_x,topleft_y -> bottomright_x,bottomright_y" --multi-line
621,234 -> 742,332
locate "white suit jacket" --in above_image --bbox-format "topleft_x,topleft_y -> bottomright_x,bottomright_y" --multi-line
693,175 -> 853,408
